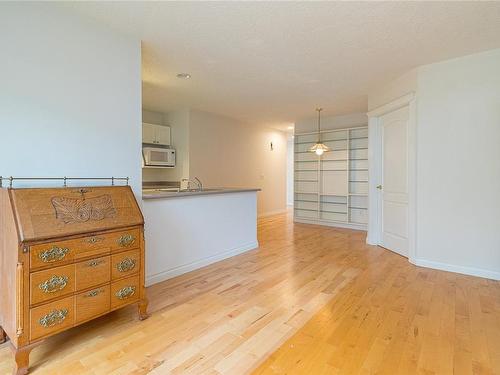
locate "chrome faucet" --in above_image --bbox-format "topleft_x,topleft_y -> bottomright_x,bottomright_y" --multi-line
193,177 -> 202,191
181,177 -> 203,191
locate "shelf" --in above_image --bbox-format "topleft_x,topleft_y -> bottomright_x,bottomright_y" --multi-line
305,147 -> 368,152
294,126 -> 368,228
321,158 -> 367,162
320,210 -> 348,214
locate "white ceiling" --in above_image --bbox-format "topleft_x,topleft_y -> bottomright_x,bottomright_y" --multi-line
65,1 -> 500,128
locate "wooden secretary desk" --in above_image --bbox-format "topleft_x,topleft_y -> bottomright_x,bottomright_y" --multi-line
0,182 -> 148,375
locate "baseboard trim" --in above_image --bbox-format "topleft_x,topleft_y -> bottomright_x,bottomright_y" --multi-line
294,217 -> 367,231
410,258 -> 500,281
145,241 -> 259,286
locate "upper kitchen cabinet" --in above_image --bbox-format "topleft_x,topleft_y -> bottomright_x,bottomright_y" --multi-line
142,123 -> 156,144
142,122 -> 171,146
156,125 -> 171,145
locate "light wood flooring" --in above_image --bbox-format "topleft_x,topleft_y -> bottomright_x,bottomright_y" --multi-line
1,212 -> 499,374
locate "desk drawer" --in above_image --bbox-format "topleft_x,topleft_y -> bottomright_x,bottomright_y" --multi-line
75,255 -> 111,291
30,296 -> 74,341
109,228 -> 141,252
111,249 -> 140,280
75,285 -> 111,324
30,234 -> 112,269
30,264 -> 75,305
111,275 -> 140,309
29,228 -> 140,270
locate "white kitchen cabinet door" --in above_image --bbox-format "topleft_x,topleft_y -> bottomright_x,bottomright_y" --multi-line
142,123 -> 156,144
156,126 -> 171,146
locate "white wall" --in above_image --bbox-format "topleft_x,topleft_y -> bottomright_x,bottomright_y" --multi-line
166,110 -> 190,182
142,109 -> 164,125
367,69 -> 418,112
0,4 -> 142,195
294,112 -> 367,134
188,110 -> 287,216
415,49 -> 500,279
368,48 -> 500,280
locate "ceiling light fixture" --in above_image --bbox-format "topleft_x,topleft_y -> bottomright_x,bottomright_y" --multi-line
176,73 -> 191,79
309,108 -> 330,156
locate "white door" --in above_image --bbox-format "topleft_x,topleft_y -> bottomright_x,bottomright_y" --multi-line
379,106 -> 409,257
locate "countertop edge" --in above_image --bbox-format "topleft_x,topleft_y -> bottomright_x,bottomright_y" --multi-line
142,188 -> 261,200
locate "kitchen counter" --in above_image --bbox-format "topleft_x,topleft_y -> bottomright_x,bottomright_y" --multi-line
142,188 -> 259,286
142,187 -> 260,200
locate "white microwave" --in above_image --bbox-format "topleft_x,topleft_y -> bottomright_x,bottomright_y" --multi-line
142,147 -> 176,167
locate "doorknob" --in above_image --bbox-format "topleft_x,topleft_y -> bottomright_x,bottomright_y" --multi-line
376,185 -> 382,190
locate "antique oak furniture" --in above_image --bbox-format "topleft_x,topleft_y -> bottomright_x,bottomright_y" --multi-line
0,180 -> 148,375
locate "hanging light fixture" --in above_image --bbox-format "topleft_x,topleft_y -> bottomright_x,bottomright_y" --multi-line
309,108 -> 330,156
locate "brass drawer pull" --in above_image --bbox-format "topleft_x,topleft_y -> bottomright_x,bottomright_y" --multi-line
39,309 -> 68,328
38,275 -> 69,293
39,246 -> 69,263
116,258 -> 136,273
115,286 -> 136,300
84,288 -> 104,298
87,259 -> 104,267
84,236 -> 105,244
117,234 -> 136,247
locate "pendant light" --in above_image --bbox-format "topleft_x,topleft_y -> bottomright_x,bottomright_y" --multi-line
309,108 -> 330,156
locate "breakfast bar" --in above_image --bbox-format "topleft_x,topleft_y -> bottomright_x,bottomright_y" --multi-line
142,188 -> 260,286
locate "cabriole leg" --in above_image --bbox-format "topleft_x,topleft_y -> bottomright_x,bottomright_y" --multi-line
10,342 -> 39,375
138,298 -> 149,321
0,326 -> 6,344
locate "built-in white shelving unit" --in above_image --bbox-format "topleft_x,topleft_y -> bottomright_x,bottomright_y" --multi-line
294,126 -> 368,230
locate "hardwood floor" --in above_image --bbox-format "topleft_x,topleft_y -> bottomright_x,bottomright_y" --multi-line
1,212 -> 499,374
253,230 -> 500,374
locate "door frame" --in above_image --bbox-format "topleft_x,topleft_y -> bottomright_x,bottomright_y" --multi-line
366,93 -> 417,261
